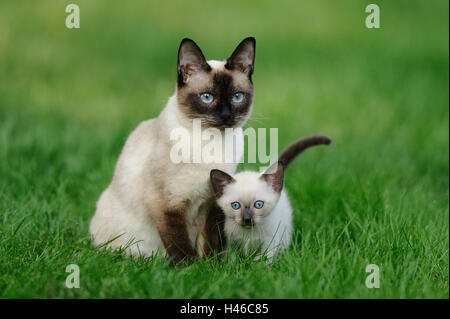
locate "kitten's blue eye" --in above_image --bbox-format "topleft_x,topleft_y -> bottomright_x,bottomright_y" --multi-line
231,202 -> 241,210
254,200 -> 264,209
232,92 -> 244,103
200,93 -> 214,104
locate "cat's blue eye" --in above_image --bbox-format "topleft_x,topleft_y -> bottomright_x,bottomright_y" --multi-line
231,202 -> 241,210
254,200 -> 264,209
200,93 -> 214,104
232,92 -> 244,103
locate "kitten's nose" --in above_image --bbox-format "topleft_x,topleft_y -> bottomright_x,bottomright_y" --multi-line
242,209 -> 253,227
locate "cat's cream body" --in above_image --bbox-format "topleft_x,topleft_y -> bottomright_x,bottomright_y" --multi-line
91,37 -> 258,262
90,87 -> 244,257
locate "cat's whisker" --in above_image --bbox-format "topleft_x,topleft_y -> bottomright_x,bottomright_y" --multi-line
246,118 -> 265,126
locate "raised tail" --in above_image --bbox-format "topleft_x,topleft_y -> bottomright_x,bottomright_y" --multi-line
278,135 -> 331,167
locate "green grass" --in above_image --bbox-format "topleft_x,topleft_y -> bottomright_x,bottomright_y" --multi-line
0,0 -> 448,298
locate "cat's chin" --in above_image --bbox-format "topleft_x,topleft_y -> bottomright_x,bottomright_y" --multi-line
203,118 -> 243,130
214,123 -> 240,130
204,114 -> 250,130
241,223 -> 258,229
229,220 -> 257,229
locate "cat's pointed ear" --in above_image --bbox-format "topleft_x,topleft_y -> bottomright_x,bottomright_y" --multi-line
210,169 -> 235,198
260,162 -> 284,193
225,37 -> 255,77
177,38 -> 211,85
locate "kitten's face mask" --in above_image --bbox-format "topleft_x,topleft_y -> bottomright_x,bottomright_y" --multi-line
176,38 -> 255,129
210,164 -> 284,228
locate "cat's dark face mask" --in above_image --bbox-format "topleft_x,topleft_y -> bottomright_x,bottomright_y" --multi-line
175,37 -> 255,129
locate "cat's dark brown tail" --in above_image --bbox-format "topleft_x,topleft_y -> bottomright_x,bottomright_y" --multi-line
278,135 -> 332,167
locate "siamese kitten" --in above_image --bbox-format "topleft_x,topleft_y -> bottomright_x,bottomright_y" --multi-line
210,136 -> 331,260
90,37 -> 256,263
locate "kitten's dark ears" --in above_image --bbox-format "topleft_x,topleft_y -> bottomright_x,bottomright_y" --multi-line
260,161 -> 284,193
177,38 -> 211,86
225,37 -> 256,78
210,169 -> 235,198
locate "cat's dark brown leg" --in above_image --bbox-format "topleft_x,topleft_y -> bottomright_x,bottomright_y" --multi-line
199,203 -> 226,257
157,207 -> 195,265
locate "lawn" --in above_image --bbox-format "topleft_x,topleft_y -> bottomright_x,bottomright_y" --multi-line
0,0 -> 448,298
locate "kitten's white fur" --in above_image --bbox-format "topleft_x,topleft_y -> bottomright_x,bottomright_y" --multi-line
218,171 -> 293,260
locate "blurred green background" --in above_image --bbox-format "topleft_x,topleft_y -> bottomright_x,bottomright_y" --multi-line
0,0 -> 448,298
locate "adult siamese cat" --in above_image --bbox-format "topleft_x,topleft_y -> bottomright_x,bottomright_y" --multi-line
90,37 -> 256,263
210,136 -> 331,260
